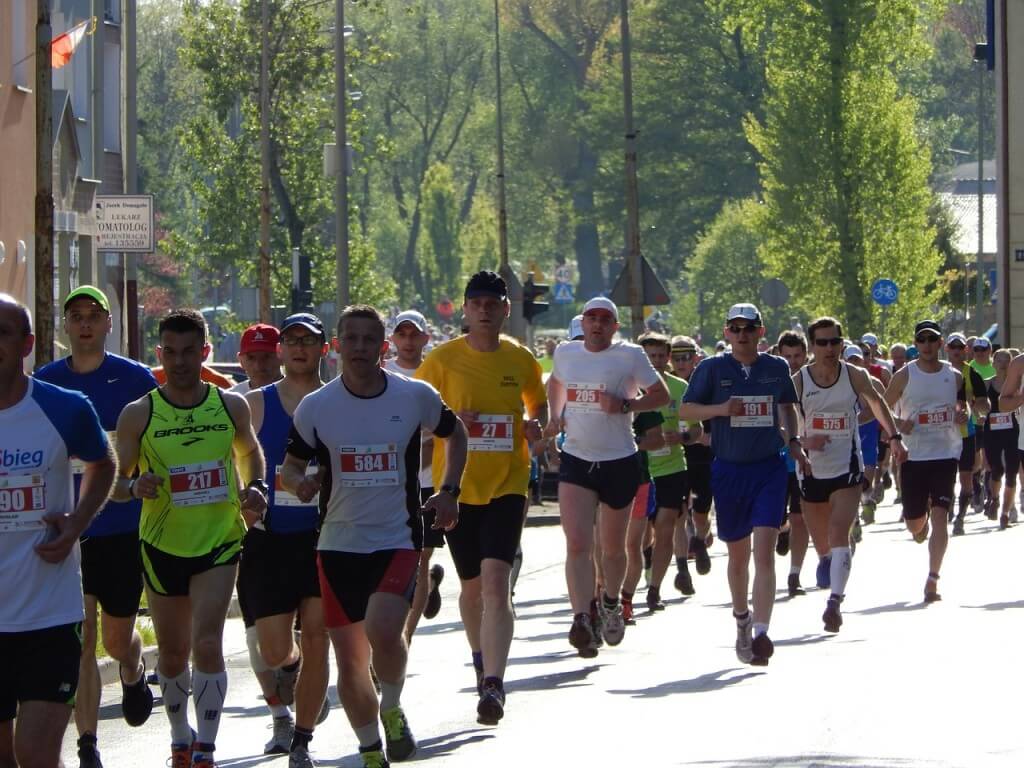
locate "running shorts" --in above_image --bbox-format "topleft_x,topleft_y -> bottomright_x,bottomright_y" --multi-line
141,539 -> 241,597
799,471 -> 864,504
0,622 -> 82,721
559,450 -> 642,511
445,494 -> 527,580
958,436 -> 976,472
983,428 -> 1020,485
237,528 -> 320,624
81,531 -> 144,619
859,421 -> 880,467
317,549 -> 419,628
687,462 -> 713,515
420,487 -> 445,550
900,459 -> 958,520
786,471 -> 802,517
630,481 -> 657,521
652,470 -> 688,512
711,454 -> 787,542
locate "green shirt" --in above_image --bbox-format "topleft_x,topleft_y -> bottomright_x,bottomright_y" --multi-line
970,359 -> 996,380
648,372 -> 688,479
633,410 -> 664,482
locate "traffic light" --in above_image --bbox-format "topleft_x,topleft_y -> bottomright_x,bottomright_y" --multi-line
523,272 -> 549,324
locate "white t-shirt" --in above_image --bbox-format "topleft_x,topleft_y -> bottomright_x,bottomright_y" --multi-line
1,379 -> 109,632
289,372 -> 454,553
552,340 -> 661,461
384,358 -> 433,488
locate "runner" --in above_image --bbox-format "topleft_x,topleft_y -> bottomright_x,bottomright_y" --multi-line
229,323 -> 282,395
545,297 -> 668,657
281,304 -> 467,768
943,333 -> 988,535
982,349 -> 1019,529
841,346 -> 885,527
240,313 -> 330,767
794,318 -> 905,633
620,412 -> 665,623
34,286 -> 159,768
637,332 -> 701,607
385,310 -> 445,644
111,308 -> 269,768
416,271 -> 547,725
670,336 -> 715,583
680,303 -> 805,666
884,320 -> 967,602
970,338 -> 996,511
890,343 -> 908,373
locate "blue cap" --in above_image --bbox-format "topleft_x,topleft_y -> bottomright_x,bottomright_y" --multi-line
280,312 -> 325,340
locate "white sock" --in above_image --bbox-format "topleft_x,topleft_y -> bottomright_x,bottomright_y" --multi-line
158,668 -> 193,745
753,622 -> 769,638
192,670 -> 228,749
355,721 -> 382,749
830,546 -> 852,598
380,679 -> 404,711
789,564 -> 800,575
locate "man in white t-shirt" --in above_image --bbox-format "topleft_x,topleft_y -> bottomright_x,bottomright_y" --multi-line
230,323 -> 283,395
384,310 -> 447,643
545,297 -> 669,657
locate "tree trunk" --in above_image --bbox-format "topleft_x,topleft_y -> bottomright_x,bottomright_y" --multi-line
571,139 -> 604,298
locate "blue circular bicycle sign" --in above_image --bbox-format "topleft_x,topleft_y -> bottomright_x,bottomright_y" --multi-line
871,279 -> 899,306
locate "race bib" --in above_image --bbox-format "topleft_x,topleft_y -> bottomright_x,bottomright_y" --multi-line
566,382 -> 606,412
917,407 -> 953,429
168,460 -> 230,508
809,412 -> 852,438
648,445 -> 672,458
340,444 -> 399,487
0,473 -> 48,532
989,411 -> 1015,431
72,431 -> 117,476
730,396 -> 774,428
274,465 -> 320,506
468,415 -> 514,452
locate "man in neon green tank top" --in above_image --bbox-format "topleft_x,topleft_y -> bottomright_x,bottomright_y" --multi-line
111,309 -> 268,768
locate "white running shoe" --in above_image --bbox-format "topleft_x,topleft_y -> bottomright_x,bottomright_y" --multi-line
1010,505 -> 1019,525
265,714 -> 294,755
599,601 -> 626,646
735,614 -> 754,663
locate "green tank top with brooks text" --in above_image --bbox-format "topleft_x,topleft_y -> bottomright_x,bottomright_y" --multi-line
139,385 -> 244,556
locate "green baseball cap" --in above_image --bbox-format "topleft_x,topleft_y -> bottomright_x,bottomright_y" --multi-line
63,285 -> 110,313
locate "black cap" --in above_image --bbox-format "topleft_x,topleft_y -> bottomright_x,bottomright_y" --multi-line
914,320 -> 942,337
464,270 -> 508,301
281,312 -> 326,340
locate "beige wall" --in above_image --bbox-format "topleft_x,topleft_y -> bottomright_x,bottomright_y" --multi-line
999,1 -> 1024,346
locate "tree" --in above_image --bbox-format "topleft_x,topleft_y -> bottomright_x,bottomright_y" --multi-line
419,162 -> 462,305
746,0 -> 945,339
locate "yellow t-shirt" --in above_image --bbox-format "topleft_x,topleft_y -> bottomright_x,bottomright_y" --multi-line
416,336 -> 546,505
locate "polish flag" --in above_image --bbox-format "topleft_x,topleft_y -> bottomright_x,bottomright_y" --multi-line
51,18 -> 93,70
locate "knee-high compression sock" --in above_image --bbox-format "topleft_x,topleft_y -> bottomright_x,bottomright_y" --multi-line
158,668 -> 193,745
829,546 -> 852,598
193,670 -> 228,753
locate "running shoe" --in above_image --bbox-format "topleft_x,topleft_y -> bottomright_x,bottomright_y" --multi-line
569,613 -> 598,658
822,596 -> 843,633
750,633 -> 774,666
77,740 -> 103,768
192,756 -> 217,768
882,472 -> 893,489
871,483 -> 885,504
674,567 -> 695,596
359,742 -> 391,768
646,586 -> 665,612
170,731 -> 197,768
121,660 -> 154,727
851,519 -> 863,544
275,659 -> 301,707
1011,506 -> 1019,525
690,535 -> 711,575
775,529 -> 790,557
476,680 -> 505,725
734,614 -> 753,664
621,597 -> 635,625
265,715 -> 295,755
815,554 -> 832,589
423,563 -> 444,620
924,573 -> 942,603
590,601 -> 604,648
787,573 -> 805,597
984,498 -> 998,521
861,501 -> 875,525
1000,513 -> 1009,530
952,514 -> 965,537
289,746 -> 316,768
380,706 -> 417,762
599,600 -> 626,646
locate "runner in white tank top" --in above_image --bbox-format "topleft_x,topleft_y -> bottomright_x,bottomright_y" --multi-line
793,318 -> 904,634
997,352 -> 1024,508
884,320 -> 967,603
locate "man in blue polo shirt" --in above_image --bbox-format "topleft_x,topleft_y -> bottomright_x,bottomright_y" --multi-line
681,303 -> 806,666
35,285 -> 158,767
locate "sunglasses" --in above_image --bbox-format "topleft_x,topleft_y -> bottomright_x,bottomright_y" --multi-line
947,342 -> 965,350
281,335 -> 323,347
727,324 -> 760,335
915,334 -> 941,344
813,337 -> 843,347
672,352 -> 695,361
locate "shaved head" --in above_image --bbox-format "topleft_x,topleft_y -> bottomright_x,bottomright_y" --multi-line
0,293 -> 32,337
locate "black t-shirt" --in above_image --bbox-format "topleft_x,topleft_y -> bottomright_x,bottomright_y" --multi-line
633,410 -> 665,482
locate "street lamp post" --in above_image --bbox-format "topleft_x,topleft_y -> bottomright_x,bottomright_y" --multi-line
335,0 -> 350,311
620,0 -> 644,339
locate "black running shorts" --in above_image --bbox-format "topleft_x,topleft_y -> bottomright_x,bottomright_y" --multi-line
445,494 -> 527,581
318,549 -> 419,628
900,459 -> 958,520
141,539 -> 241,597
237,528 -> 320,625
0,622 -> 82,721
685,462 -> 713,516
559,450 -> 643,511
652,470 -> 688,512
958,435 -> 976,472
81,531 -> 144,619
799,472 -> 864,504
786,471 -> 802,516
420,487 -> 446,550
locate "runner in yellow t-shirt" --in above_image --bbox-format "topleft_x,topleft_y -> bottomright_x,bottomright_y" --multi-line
416,270 -> 547,727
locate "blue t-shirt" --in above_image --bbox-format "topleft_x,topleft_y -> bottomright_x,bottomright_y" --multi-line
35,353 -> 158,536
683,353 -> 798,464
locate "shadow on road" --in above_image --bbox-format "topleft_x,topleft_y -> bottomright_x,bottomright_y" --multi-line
411,620 -> 465,636
686,755 -> 924,767
608,667 -> 761,698
849,601 -> 926,616
216,754 -> 282,768
511,596 -> 567,610
505,664 -> 605,693
505,650 -> 577,666
773,633 -> 838,647
415,727 -> 496,759
963,599 -> 1024,611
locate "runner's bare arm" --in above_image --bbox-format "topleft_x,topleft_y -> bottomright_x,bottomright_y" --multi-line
606,377 -> 669,414
109,396 -> 153,502
224,391 -> 269,523
544,375 -> 566,437
679,398 -> 734,421
883,366 -> 915,434
851,366 -> 907,462
423,416 -> 469,530
245,388 -> 265,434
999,355 -> 1024,412
637,425 -> 664,452
280,452 -> 318,503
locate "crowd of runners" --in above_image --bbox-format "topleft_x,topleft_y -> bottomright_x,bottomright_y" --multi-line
0,275 -> 1018,768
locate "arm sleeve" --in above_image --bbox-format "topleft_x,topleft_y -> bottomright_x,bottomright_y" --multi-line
969,369 -> 985,400
633,346 -> 661,389
287,398 -> 318,461
682,360 -> 713,404
68,396 -> 109,462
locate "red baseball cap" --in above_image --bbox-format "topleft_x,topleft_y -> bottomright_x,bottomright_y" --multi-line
240,323 -> 279,354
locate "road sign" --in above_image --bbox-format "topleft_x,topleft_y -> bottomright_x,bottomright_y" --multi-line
871,279 -> 899,306
96,195 -> 154,252
552,281 -> 574,304
609,255 -> 670,306
759,278 -> 790,308
554,265 -> 573,284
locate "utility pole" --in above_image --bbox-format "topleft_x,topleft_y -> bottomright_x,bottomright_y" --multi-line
620,0 -> 644,339
335,0 -> 350,310
258,0 -> 272,322
976,54 -> 985,333
35,0 -> 54,367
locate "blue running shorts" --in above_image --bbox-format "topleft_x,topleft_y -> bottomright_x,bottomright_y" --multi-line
859,420 -> 880,467
711,454 -> 788,542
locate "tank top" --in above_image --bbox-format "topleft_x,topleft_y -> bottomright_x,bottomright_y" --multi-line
258,383 -> 319,534
799,362 -> 863,479
984,379 -> 1019,435
139,385 -> 244,556
898,361 -> 961,462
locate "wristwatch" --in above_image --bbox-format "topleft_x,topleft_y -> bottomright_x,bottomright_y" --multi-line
889,433 -> 903,442
789,437 -> 803,448
440,484 -> 461,500
620,399 -> 633,414
246,479 -> 270,497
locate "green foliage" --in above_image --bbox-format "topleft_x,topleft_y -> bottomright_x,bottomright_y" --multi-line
420,163 -> 462,303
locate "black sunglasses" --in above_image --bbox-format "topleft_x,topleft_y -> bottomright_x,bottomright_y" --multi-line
813,337 -> 843,347
947,342 -> 965,350
727,324 -> 760,335
915,334 -> 941,344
